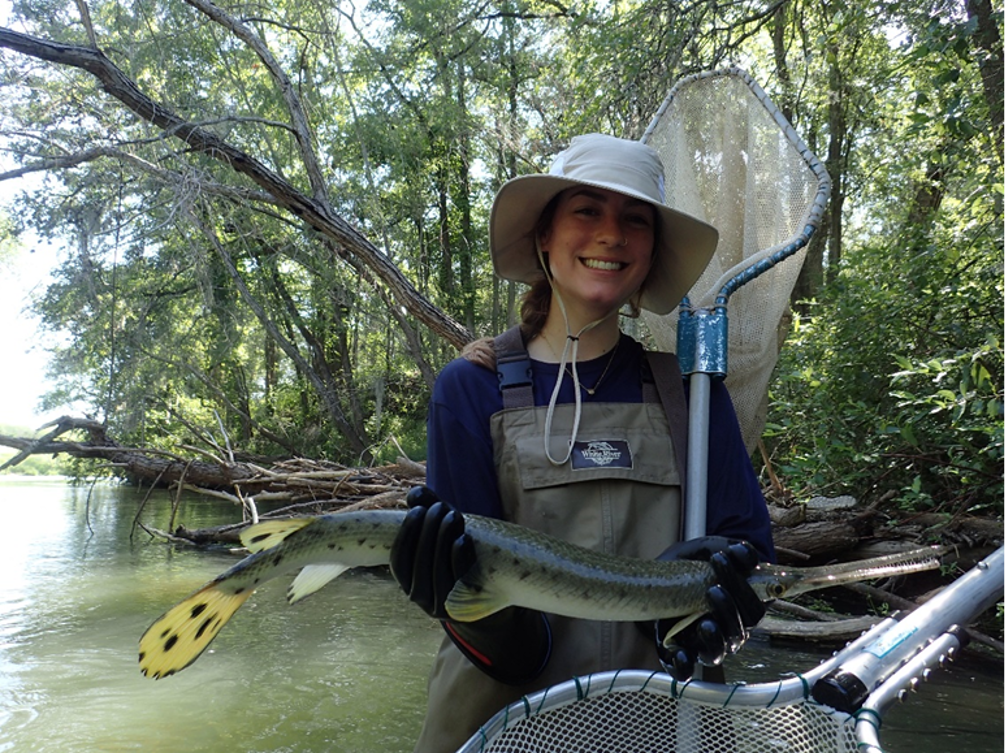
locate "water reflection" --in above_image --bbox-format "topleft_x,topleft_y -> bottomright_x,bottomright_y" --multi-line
0,478 -> 1001,752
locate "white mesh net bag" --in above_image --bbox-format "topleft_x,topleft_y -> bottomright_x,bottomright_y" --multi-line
642,68 -> 829,452
459,670 -> 859,753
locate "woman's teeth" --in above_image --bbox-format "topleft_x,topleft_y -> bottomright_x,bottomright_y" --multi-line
581,258 -> 624,271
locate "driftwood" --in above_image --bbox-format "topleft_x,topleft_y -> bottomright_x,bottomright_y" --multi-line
843,580 -> 1005,655
756,614 -> 881,642
765,490 -> 1003,563
0,417 -> 426,519
2,417 -> 1000,562
772,521 -> 862,559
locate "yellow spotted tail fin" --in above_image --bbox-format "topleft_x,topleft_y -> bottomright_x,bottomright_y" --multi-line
139,582 -> 253,679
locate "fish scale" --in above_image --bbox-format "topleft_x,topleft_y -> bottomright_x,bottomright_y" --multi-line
138,509 -> 943,679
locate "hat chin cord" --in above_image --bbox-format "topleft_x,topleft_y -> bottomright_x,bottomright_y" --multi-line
535,242 -> 621,466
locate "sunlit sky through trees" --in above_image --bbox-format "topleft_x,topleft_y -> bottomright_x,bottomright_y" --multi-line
0,237 -> 65,429
0,0 -> 75,429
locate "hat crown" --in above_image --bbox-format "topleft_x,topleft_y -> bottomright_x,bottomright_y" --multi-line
549,134 -> 666,205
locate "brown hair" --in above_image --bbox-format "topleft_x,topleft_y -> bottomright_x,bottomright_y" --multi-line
460,336 -> 496,368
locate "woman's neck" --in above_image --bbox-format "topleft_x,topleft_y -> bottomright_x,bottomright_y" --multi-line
529,308 -> 621,363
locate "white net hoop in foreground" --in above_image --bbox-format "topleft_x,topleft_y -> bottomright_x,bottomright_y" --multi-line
642,68 -> 830,452
458,669 -> 858,753
456,548 -> 1004,753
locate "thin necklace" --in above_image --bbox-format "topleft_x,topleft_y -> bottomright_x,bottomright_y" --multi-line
546,336 -> 620,396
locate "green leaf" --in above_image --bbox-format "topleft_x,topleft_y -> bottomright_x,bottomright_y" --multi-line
901,424 -> 919,446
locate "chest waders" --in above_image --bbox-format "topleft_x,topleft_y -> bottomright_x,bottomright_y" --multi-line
414,327 -> 689,752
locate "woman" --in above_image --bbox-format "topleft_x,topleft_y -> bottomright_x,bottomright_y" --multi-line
392,134 -> 774,751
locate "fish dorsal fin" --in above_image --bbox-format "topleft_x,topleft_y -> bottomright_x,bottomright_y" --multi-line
287,564 -> 350,604
443,566 -> 509,622
241,518 -> 315,553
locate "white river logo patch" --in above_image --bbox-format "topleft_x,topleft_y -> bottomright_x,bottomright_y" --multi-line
571,439 -> 633,470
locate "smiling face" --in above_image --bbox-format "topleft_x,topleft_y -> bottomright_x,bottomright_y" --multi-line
539,186 -> 656,323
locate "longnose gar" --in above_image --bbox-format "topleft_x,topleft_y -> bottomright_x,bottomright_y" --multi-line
138,510 -> 942,679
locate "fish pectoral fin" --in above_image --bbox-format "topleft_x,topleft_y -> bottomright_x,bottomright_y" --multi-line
660,612 -> 703,648
139,582 -> 253,679
241,518 -> 315,553
443,575 -> 509,623
287,564 -> 350,604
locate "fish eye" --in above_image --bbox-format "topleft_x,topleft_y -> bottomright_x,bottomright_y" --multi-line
768,583 -> 784,598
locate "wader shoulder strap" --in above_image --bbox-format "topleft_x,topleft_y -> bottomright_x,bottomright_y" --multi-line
645,350 -> 689,528
494,326 -> 533,409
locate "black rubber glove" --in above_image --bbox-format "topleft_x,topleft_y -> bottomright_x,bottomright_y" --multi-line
390,485 -> 474,618
652,536 -> 766,681
389,486 -> 552,685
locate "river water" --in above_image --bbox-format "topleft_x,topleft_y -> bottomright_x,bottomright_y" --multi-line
0,478 -> 1001,753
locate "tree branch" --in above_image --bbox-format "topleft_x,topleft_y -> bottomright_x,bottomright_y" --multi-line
73,0 -> 98,49
0,144 -> 278,209
0,26 -> 471,349
187,204 -> 368,454
182,0 -> 330,203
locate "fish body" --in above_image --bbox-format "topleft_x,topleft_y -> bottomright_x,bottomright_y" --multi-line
139,510 -> 942,679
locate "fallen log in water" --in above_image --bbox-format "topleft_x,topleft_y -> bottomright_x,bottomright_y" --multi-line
0,416 -> 426,518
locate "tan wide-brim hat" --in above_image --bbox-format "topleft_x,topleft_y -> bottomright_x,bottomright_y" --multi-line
490,134 -> 718,315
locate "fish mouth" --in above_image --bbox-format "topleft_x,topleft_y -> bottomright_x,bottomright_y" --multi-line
580,257 -> 626,271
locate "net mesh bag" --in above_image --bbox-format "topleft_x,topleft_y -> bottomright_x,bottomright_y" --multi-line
461,671 -> 859,753
642,69 -> 828,452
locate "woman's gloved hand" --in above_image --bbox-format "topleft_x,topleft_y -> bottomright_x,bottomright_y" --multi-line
389,485 -> 475,618
652,536 -> 766,681
389,486 -> 551,685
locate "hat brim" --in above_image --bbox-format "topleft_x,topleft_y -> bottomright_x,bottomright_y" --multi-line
490,174 -> 718,315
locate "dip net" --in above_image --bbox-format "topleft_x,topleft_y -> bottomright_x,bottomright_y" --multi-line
458,669 -> 858,753
641,68 -> 830,452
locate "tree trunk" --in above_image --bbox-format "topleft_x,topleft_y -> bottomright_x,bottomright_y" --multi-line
966,0 -> 1004,163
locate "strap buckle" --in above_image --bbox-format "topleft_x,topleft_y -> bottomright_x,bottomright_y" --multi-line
496,357 -> 532,390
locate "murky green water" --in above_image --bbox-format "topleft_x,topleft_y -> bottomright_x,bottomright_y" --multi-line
0,478 -> 441,752
0,478 -> 1001,752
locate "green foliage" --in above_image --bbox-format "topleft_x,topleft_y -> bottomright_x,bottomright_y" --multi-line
0,452 -> 64,475
767,153 -> 1003,515
0,423 -> 68,475
1,0 -> 579,467
761,0 -> 1003,519
0,0 -> 1001,510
